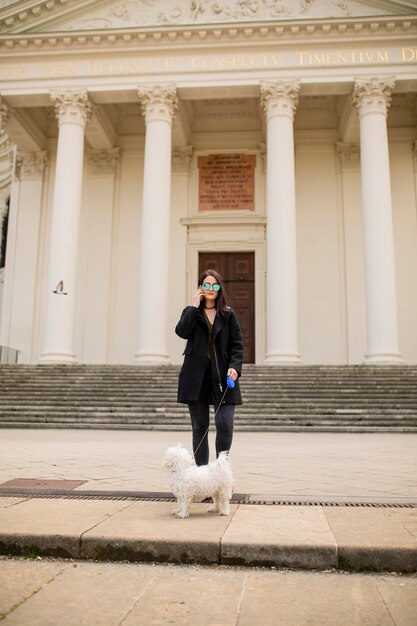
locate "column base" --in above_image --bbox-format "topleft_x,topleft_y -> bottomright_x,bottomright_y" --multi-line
38,351 -> 77,364
133,352 -> 171,365
363,352 -> 403,365
264,352 -> 301,365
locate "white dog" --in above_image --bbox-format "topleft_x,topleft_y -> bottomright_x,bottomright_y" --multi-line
162,444 -> 233,518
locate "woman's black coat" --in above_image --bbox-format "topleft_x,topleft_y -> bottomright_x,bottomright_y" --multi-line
175,305 -> 243,406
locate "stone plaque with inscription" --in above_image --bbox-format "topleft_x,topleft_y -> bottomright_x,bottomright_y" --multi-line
198,153 -> 255,212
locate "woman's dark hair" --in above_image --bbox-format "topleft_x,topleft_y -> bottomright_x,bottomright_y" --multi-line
198,268 -> 228,313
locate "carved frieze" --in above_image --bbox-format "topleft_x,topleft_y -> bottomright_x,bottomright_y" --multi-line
172,146 -> 193,172
87,148 -> 120,176
0,96 -> 13,191
16,151 -> 48,180
50,90 -> 93,128
0,97 -> 9,133
53,0 -> 390,31
336,141 -> 360,170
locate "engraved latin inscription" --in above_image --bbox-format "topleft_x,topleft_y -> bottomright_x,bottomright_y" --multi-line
198,153 -> 255,211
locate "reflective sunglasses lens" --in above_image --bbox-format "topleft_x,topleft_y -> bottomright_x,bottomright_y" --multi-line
202,282 -> 221,291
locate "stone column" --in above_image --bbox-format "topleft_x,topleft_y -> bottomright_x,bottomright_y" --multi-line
134,85 -> 178,364
9,152 -> 48,362
84,149 -> 120,362
39,90 -> 91,363
353,77 -> 402,364
260,80 -> 300,364
335,142 -> 365,364
0,97 -> 17,355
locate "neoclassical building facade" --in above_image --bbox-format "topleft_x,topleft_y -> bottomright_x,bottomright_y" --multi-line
0,0 -> 416,366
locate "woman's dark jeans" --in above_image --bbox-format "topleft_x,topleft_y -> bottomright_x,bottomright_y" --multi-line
187,400 -> 235,466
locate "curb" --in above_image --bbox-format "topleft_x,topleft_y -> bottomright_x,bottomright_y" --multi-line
0,532 -> 416,574
0,498 -> 416,573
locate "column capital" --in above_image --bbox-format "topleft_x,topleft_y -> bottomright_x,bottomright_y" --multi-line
260,80 -> 300,121
172,145 -> 193,173
87,148 -> 120,176
0,96 -> 9,134
353,76 -> 395,118
137,84 -> 178,124
16,151 -> 48,180
50,90 -> 92,128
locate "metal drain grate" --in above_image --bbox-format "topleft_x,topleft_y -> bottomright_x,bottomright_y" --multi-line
0,488 -> 416,508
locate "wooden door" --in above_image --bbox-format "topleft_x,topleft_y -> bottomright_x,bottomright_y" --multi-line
199,252 -> 255,363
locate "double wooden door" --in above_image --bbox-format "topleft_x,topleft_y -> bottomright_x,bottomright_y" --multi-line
199,252 -> 255,363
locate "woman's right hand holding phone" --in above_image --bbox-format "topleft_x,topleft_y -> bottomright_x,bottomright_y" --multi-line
192,287 -> 204,309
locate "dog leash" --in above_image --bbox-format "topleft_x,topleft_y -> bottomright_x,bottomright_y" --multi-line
193,376 -> 235,459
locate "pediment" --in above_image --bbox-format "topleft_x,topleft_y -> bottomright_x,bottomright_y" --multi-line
1,0 -> 416,34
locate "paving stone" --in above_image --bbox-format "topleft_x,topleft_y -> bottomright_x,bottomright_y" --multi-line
0,498 -> 27,510
386,509 -> 417,541
1,560 -> 163,626
0,498 -> 131,558
1,430 -> 416,498
82,500 -> 238,565
0,559 -> 69,619
122,563 -> 245,625
324,508 -> 417,572
376,575 -> 417,626
3,558 -> 417,626
221,505 -> 337,569
238,570 -> 397,626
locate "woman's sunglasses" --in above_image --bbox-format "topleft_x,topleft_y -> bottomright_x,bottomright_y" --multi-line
202,282 -> 221,292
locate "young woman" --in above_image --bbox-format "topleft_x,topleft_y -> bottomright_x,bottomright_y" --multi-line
175,269 -> 243,466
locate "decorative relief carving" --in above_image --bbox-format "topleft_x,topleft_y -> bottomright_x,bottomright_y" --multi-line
353,77 -> 395,118
172,146 -> 193,172
260,80 -> 300,120
336,141 -> 360,169
0,97 -> 9,133
16,151 -> 48,180
0,96 -> 13,192
137,85 -> 178,124
87,148 -> 120,176
60,0 -> 383,30
50,90 -> 93,128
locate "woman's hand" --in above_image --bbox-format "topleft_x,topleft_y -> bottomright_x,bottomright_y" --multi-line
227,368 -> 238,381
192,288 -> 204,309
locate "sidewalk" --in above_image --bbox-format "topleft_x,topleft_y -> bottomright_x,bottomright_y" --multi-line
0,429 -> 416,573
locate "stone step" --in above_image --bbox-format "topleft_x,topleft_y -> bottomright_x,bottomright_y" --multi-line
1,412 -> 416,423
0,402 -> 417,416
0,364 -> 416,432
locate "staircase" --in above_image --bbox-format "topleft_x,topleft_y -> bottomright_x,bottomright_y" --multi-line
0,364 -> 416,432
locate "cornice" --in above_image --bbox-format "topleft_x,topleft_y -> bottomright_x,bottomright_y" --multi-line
0,15 -> 417,54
